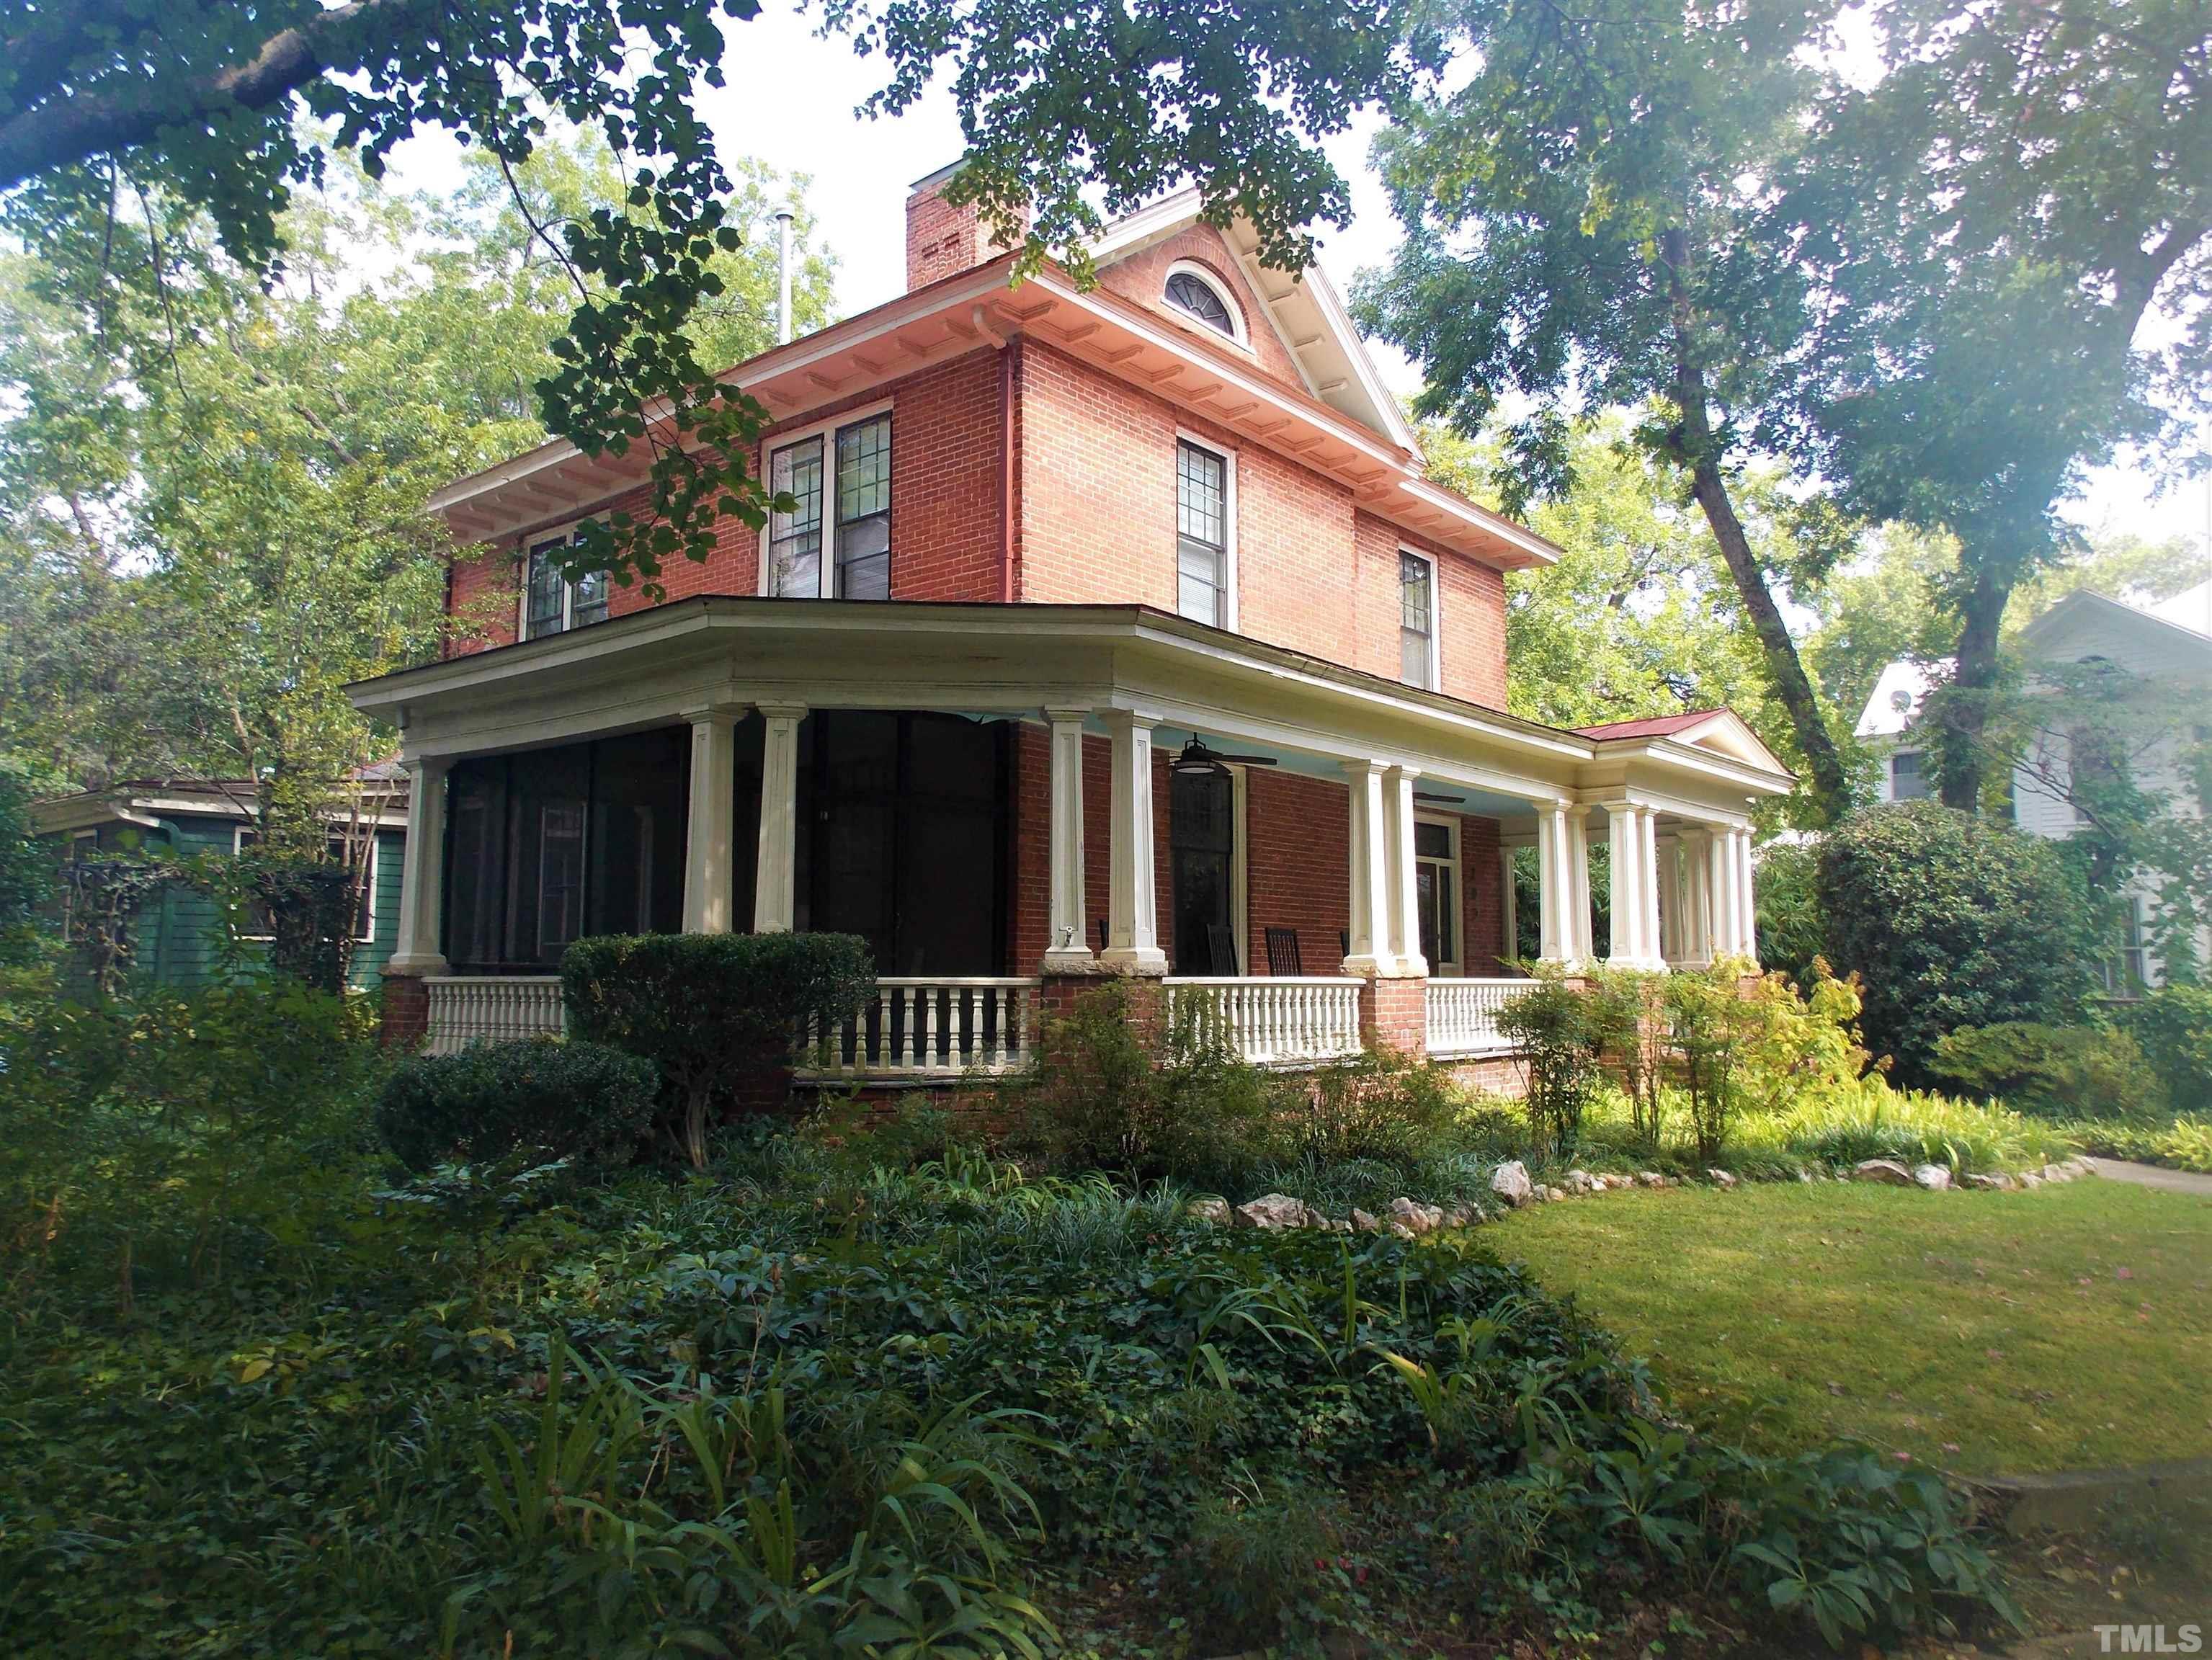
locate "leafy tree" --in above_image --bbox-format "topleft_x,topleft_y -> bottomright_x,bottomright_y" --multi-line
1,0 -> 1434,597
1357,0 -> 1858,821
0,766 -> 48,964
1778,0 -> 2212,811
1429,416 -> 1827,815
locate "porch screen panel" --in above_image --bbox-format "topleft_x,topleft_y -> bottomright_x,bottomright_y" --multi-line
587,726 -> 690,937
800,711 -> 898,965
1169,768 -> 1236,974
442,728 -> 692,973
893,715 -> 1004,975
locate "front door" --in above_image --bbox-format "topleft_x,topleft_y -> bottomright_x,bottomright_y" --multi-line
1414,817 -> 1461,976
1169,767 -> 1236,974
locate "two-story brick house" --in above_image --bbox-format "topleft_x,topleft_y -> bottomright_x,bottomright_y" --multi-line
350,167 -> 1793,1081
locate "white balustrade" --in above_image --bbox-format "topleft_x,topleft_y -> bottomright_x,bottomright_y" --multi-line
424,976 -> 564,1054
797,978 -> 1042,1079
1164,977 -> 1363,1066
1424,977 -> 1527,1058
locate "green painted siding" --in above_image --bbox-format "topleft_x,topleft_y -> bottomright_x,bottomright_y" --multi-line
37,816 -> 406,993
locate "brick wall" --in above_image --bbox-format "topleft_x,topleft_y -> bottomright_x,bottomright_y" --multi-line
906,175 -> 1026,290
1458,813 -> 1507,973
1245,767 -> 1350,974
1096,225 -> 1308,389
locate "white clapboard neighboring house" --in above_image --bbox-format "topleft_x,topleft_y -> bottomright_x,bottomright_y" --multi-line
1853,579 -> 2212,991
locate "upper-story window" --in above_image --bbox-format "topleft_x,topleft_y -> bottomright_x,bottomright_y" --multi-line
1399,550 -> 1437,688
1177,438 -> 1231,627
522,527 -> 609,640
768,411 -> 893,600
1163,264 -> 1244,344
1888,748 -> 1930,801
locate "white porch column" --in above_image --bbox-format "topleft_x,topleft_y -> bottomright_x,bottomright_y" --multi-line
753,703 -> 806,934
1566,806 -> 1596,966
1499,845 -> 1520,964
1638,808 -> 1665,970
1656,830 -> 1681,965
1382,764 -> 1427,977
1040,709 -> 1093,970
1679,828 -> 1712,965
1342,761 -> 1396,974
1605,802 -> 1648,968
1736,829 -> 1760,968
388,754 -> 450,973
1101,710 -> 1167,973
1535,806 -> 1568,965
682,706 -> 741,934
1708,826 -> 1740,962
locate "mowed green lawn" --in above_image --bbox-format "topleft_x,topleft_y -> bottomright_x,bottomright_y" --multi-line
1486,1178 -> 2212,1476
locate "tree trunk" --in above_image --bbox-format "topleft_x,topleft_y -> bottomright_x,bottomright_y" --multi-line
1937,564 -> 2009,811
1659,229 -> 1852,824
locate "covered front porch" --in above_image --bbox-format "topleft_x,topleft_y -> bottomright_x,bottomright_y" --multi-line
352,600 -> 1788,1079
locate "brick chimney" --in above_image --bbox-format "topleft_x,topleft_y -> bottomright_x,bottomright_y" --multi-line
906,161 -> 1028,290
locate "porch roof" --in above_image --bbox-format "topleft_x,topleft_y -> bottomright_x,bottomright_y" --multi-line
349,597 -> 1793,816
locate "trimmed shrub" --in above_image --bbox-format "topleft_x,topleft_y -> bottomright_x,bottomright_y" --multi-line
1293,1044 -> 1457,1165
1816,802 -> 2092,1086
2122,983 -> 2212,1116
1930,1022 -> 2166,1120
375,1038 -> 659,1172
562,931 -> 877,1166
1751,838 -> 1827,994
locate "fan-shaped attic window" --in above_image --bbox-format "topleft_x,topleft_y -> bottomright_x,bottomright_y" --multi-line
1164,265 -> 1242,342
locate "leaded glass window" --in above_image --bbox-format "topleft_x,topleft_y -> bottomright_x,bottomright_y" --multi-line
1164,270 -> 1236,338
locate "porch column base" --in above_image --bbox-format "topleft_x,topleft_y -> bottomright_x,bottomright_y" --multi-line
380,967 -> 433,1052
1038,971 -> 1166,1048
1355,970 -> 1428,1058
1095,947 -> 1169,977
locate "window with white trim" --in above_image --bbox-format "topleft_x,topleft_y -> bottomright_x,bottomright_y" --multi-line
1888,748 -> 1930,801
768,411 -> 893,599
522,527 -> 609,640
1163,264 -> 1243,342
233,826 -> 378,941
1399,550 -> 1437,688
1176,439 -> 1229,627
2100,893 -> 2149,997
1414,817 -> 1459,974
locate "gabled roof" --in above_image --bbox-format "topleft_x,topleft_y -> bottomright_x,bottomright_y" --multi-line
1574,708 -> 1793,777
2019,586 -> 2212,658
1085,189 -> 1422,455
1852,659 -> 1946,740
425,197 -> 1560,574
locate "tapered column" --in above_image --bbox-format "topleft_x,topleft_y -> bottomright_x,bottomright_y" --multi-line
753,703 -> 806,934
1656,831 -> 1680,964
1040,709 -> 1093,970
682,707 -> 741,933
1382,764 -> 1427,977
388,754 -> 450,973
1566,808 -> 1595,965
1638,808 -> 1665,970
1499,845 -> 1520,964
1735,829 -> 1760,968
1101,710 -> 1167,973
1535,807 -> 1567,965
1708,826 -> 1739,962
1605,802 -> 1645,967
1342,761 -> 1396,975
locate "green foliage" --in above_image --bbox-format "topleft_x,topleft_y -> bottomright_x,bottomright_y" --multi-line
4,0 -> 1431,599
561,930 -> 876,1167
2121,984 -> 2212,1116
1752,839 -> 1829,994
1818,803 -> 2093,1084
1009,983 -> 1280,1188
223,849 -> 360,992
1495,968 -> 1604,1159
1170,1472 -> 1354,1649
1930,1022 -> 2166,1121
1587,967 -> 1666,1146
376,1038 -> 659,1172
0,766 -> 48,963
1291,1043 -> 1459,1166
2064,1115 -> 2212,1175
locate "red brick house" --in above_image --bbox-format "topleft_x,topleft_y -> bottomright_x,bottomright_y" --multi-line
350,167 -> 1791,1080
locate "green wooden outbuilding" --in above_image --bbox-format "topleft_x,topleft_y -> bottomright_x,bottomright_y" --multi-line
29,773 -> 409,991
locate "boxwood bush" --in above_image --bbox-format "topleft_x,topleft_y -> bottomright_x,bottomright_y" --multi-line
2122,983 -> 2212,1116
1930,1021 -> 2165,1119
1816,803 -> 2092,1086
375,1036 -> 659,1171
562,931 -> 877,1166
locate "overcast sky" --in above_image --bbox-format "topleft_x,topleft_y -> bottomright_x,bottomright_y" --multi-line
391,2 -> 2211,568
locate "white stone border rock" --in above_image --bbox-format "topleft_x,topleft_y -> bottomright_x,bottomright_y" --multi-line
1182,1155 -> 2098,1238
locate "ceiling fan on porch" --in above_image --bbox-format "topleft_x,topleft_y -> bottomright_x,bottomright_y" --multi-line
1414,790 -> 1466,806
1169,735 -> 1278,778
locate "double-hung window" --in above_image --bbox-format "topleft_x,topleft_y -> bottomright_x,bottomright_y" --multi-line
1176,439 -> 1229,627
1399,550 -> 1437,688
522,527 -> 609,640
768,412 -> 892,599
1888,749 -> 1930,801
